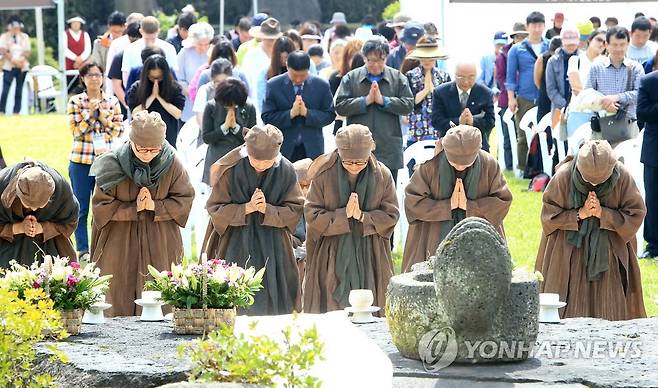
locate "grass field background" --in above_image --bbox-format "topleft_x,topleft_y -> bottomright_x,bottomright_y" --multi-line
1,114 -> 657,316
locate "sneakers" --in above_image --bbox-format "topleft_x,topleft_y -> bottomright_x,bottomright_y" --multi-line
639,251 -> 656,260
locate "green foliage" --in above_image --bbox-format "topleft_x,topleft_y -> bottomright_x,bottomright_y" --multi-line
145,258 -> 264,309
28,38 -> 59,69
382,1 -> 400,21
180,316 -> 324,387
320,0 -> 395,24
0,286 -> 68,387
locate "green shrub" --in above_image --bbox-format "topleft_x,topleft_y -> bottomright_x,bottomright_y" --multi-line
180,316 -> 324,387
0,286 -> 68,387
382,1 -> 400,21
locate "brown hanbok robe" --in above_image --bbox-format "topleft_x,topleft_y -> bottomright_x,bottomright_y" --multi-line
203,147 -> 304,315
535,159 -> 646,320
402,150 -> 512,272
0,161 -> 78,267
303,152 -> 399,313
90,157 -> 194,316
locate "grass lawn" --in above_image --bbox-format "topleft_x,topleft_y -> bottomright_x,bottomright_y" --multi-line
1,114 -> 657,316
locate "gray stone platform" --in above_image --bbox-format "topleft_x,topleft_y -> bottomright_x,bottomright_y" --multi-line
35,316 -> 658,387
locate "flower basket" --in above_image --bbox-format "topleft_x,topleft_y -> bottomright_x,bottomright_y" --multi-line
145,254 -> 264,336
173,307 -> 236,335
60,309 -> 83,335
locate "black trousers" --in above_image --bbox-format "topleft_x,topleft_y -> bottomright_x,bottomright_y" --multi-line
644,165 -> 658,255
1,68 -> 27,114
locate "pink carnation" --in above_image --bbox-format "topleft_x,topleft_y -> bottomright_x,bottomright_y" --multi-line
66,274 -> 79,287
70,261 -> 81,269
32,280 -> 42,289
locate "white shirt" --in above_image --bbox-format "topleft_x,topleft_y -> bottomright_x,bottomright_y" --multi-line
65,30 -> 91,61
0,32 -> 30,71
193,83 -> 213,114
531,42 -> 543,58
568,52 -> 605,86
241,44 -> 270,111
104,35 -> 132,94
121,38 -> 179,82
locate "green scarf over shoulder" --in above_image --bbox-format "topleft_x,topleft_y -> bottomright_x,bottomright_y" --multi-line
436,150 -> 482,241
566,157 -> 620,281
90,141 -> 176,192
333,158 -> 377,308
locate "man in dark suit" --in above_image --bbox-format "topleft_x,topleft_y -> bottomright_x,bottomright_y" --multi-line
637,70 -> 658,258
431,63 -> 495,151
261,51 -> 336,162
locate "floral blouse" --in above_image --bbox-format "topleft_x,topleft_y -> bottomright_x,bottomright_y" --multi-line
405,66 -> 451,144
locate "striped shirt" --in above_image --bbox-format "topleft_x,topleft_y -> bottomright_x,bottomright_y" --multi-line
586,57 -> 644,120
67,92 -> 124,165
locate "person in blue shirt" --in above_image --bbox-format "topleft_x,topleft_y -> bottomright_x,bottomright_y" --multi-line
506,11 -> 549,172
479,31 -> 508,91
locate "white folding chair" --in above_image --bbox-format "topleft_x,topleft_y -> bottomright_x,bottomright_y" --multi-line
176,120 -> 209,259
567,123 -> 592,156
535,112 -> 554,176
29,65 -> 64,113
395,140 -> 437,251
494,106 -> 506,169
614,133 -> 645,256
502,108 -> 519,171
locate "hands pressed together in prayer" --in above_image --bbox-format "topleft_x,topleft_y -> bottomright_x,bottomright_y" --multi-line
137,187 -> 155,212
245,188 -> 267,215
225,106 -> 237,128
450,178 -> 468,211
578,191 -> 602,220
13,215 -> 43,237
459,108 -> 474,126
366,81 -> 385,106
346,192 -> 363,222
290,96 -> 308,118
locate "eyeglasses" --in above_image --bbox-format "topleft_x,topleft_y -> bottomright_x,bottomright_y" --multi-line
134,146 -> 162,155
365,57 -> 386,65
85,73 -> 103,79
342,160 -> 368,167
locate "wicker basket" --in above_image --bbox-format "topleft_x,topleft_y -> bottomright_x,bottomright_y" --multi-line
173,307 -> 236,335
60,309 -> 83,335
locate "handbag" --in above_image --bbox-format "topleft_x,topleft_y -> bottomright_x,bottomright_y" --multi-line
594,66 -> 638,144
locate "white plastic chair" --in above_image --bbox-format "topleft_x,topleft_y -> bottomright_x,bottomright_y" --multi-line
535,112 -> 554,176
494,106 -> 506,169
29,65 -> 63,113
176,120 -> 209,259
567,123 -> 592,156
395,140 -> 437,251
614,132 -> 645,256
502,108 -> 519,171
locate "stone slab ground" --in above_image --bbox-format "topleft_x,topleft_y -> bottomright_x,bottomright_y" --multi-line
35,316 -> 658,387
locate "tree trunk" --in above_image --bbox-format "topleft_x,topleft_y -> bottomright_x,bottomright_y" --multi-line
115,0 -> 158,15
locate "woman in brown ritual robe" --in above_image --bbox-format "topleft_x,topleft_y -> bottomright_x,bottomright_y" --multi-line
90,111 -> 194,316
402,125 -> 512,272
0,162 -> 78,268
204,124 -> 304,315
304,124 -> 399,313
536,140 -> 646,320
